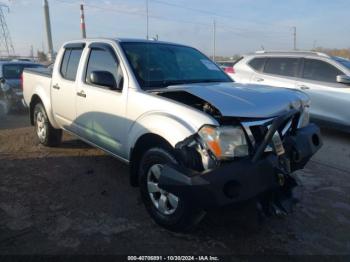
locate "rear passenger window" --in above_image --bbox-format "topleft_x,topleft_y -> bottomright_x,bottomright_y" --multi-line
60,49 -> 70,77
248,58 -> 265,72
264,58 -> 299,77
302,59 -> 343,83
60,48 -> 83,81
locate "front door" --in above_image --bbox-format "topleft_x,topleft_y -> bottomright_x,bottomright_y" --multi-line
296,58 -> 350,126
75,43 -> 129,159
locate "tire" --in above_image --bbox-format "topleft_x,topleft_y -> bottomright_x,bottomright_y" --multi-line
139,147 -> 205,232
33,103 -> 62,147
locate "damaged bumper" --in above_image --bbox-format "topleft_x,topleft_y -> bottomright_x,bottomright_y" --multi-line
159,124 -> 322,209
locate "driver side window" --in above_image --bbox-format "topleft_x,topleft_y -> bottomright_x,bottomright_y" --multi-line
85,47 -> 124,90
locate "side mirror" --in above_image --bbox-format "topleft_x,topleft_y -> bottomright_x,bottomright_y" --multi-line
89,71 -> 119,90
0,77 -> 5,84
336,75 -> 350,85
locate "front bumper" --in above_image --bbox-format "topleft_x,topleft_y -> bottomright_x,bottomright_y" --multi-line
159,123 -> 322,209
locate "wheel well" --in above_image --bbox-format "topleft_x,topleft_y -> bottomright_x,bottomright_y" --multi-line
29,95 -> 42,125
129,133 -> 173,187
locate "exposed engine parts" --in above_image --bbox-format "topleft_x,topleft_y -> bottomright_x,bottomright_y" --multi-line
174,134 -> 217,172
156,90 -> 221,119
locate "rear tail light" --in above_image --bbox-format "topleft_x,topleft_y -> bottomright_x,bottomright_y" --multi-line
224,67 -> 235,74
20,73 -> 23,90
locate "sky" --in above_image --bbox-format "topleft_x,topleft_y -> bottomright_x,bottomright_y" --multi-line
2,0 -> 350,57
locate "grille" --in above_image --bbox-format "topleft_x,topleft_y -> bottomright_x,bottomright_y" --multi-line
242,113 -> 300,153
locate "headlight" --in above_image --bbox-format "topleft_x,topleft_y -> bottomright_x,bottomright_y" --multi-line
298,105 -> 310,128
198,125 -> 249,160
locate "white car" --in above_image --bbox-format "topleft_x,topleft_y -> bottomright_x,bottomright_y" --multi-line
231,51 -> 350,131
22,39 -> 321,231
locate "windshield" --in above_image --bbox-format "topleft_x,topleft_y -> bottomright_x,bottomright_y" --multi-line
121,42 -> 232,90
2,64 -> 44,79
333,57 -> 350,70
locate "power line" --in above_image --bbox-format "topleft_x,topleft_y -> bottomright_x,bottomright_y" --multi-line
54,0 -> 289,39
53,0 -> 292,46
151,0 -> 288,29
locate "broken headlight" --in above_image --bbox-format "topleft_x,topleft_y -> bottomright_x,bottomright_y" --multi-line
198,125 -> 249,160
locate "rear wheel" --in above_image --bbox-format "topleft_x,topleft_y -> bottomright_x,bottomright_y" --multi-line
139,147 -> 205,232
34,103 -> 62,147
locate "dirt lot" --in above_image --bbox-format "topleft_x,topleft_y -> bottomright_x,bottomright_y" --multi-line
0,112 -> 349,255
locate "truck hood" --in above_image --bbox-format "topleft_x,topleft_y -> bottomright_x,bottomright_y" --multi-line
157,82 -> 309,118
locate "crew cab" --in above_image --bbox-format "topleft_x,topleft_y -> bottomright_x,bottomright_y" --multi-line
23,38 -> 322,231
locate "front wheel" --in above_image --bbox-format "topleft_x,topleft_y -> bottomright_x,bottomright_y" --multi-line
33,103 -> 62,147
139,147 -> 205,232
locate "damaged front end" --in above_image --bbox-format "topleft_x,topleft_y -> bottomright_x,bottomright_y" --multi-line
158,108 -> 322,217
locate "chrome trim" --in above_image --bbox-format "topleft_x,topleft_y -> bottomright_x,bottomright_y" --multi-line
241,118 -> 274,146
297,107 -> 309,128
281,119 -> 292,136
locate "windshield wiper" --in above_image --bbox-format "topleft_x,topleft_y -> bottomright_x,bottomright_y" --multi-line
161,80 -> 188,87
190,79 -> 229,83
161,79 -> 230,87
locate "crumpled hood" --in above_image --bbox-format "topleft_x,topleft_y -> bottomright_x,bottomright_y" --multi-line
162,82 -> 309,118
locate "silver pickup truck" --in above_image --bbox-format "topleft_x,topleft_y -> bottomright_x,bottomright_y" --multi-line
23,38 -> 322,231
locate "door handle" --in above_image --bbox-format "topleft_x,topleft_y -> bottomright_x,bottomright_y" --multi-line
76,90 -> 86,98
298,85 -> 310,90
53,84 -> 60,90
255,78 -> 264,82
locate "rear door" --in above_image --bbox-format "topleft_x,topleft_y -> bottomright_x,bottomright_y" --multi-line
251,57 -> 300,89
51,43 -> 85,130
296,58 -> 350,125
75,42 -> 129,159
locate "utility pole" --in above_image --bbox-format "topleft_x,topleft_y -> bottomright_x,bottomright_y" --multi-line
293,26 -> 297,51
30,45 -> 34,60
43,0 -> 54,61
80,3 -> 86,38
213,19 -> 216,61
146,0 -> 149,40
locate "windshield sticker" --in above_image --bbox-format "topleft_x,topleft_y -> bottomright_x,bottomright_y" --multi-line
200,59 -> 220,71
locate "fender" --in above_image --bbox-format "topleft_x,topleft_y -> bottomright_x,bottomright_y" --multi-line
30,87 -> 60,129
127,111 -> 201,159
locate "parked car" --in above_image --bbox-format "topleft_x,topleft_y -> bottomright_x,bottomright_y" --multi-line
0,61 -> 44,111
231,51 -> 350,131
216,60 -> 238,78
23,39 -> 322,231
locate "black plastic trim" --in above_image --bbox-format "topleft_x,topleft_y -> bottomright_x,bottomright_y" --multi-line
63,42 -> 86,49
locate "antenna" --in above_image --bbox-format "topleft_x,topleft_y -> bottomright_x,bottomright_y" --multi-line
0,3 -> 15,56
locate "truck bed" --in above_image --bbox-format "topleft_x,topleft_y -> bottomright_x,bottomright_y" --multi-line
23,67 -> 52,78
22,67 -> 52,109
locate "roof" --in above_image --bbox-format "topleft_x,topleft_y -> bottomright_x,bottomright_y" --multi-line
63,37 -> 190,48
248,50 -> 330,58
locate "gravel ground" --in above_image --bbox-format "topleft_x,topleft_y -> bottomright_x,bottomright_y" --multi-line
0,112 -> 349,255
